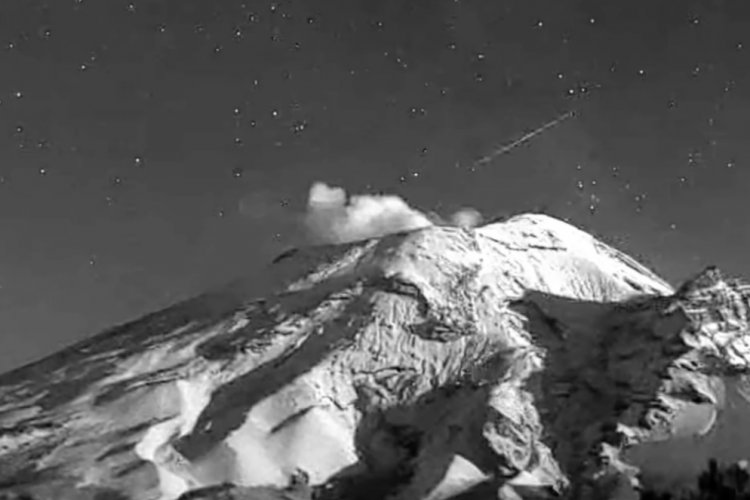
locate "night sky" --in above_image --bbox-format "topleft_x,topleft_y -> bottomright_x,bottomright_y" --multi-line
1,0 -> 749,373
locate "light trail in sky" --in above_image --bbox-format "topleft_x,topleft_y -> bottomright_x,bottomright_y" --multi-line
474,110 -> 576,167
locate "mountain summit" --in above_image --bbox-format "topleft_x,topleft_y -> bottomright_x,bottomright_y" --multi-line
1,214 -> 749,500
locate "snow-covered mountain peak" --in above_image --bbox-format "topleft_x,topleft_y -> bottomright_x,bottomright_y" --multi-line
0,213 -> 747,500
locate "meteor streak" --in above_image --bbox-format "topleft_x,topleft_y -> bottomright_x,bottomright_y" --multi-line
474,110 -> 576,167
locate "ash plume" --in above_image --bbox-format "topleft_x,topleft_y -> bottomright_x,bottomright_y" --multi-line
302,182 -> 483,245
239,182 -> 484,247
449,208 -> 484,229
302,182 -> 433,244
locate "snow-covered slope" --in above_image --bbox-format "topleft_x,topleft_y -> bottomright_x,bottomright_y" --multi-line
0,214 -> 747,500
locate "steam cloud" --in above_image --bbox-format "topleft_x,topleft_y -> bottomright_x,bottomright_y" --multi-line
302,182 -> 483,245
450,207 -> 484,229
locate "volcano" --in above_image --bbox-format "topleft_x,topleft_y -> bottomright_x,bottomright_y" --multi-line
1,213 -> 749,500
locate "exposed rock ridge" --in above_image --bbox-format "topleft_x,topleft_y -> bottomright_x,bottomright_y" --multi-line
563,266 -> 750,499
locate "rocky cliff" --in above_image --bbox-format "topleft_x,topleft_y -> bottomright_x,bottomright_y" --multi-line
0,214 -> 748,500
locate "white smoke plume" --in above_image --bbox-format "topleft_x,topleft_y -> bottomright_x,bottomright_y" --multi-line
302,182 -> 484,245
450,208 -> 484,229
303,182 -> 433,244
